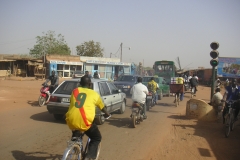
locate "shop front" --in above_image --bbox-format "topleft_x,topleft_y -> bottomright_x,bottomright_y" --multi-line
80,56 -> 131,80
49,60 -> 83,78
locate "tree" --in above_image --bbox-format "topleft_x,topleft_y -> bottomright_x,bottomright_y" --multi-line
29,30 -> 71,58
76,40 -> 104,57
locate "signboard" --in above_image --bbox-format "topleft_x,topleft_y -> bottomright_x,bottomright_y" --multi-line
86,60 -> 131,66
217,57 -> 240,78
50,60 -> 83,65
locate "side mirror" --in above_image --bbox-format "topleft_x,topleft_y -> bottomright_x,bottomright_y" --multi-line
118,89 -> 122,93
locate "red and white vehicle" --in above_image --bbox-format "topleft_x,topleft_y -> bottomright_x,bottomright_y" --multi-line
38,83 -> 51,107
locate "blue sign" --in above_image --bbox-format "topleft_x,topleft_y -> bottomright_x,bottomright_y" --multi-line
217,57 -> 240,78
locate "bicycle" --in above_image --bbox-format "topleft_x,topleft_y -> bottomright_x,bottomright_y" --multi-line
223,100 -> 237,138
174,93 -> 180,107
62,115 -> 111,160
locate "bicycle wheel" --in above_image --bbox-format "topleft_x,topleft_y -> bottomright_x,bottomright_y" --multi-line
225,114 -> 231,138
175,94 -> 178,107
62,144 -> 81,160
230,113 -> 235,131
131,115 -> 136,128
83,140 -> 101,160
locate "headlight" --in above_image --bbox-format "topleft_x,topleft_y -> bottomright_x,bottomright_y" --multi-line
123,85 -> 131,88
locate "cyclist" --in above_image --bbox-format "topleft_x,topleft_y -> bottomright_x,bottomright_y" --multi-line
44,70 -> 59,93
130,77 -> 149,119
189,74 -> 198,96
65,75 -> 110,160
147,77 -> 158,105
222,79 -> 240,123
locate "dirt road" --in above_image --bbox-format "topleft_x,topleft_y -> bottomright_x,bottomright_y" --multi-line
0,78 -> 239,160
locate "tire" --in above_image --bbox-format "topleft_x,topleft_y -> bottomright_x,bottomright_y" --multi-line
94,115 -> 105,125
38,96 -> 46,107
175,95 -> 178,107
146,100 -> 150,111
225,115 -> 231,138
118,101 -> 126,114
158,90 -> 163,100
53,114 -> 64,120
230,114 -> 235,131
132,115 -> 136,128
168,90 -> 170,97
62,144 -> 81,160
95,142 -> 101,160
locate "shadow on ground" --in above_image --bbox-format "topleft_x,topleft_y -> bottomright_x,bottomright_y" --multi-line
27,100 -> 39,107
30,111 -> 66,124
168,114 -> 240,160
12,150 -> 62,160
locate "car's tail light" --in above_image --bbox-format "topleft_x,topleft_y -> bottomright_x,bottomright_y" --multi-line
49,96 -> 61,102
49,96 -> 57,102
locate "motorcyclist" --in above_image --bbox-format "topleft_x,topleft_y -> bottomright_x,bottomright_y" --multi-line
44,70 -> 59,93
130,77 -> 149,119
222,79 -> 240,123
147,77 -> 158,105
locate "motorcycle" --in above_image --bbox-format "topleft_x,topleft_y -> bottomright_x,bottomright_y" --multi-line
38,83 -> 51,107
146,92 -> 153,111
130,102 -> 144,128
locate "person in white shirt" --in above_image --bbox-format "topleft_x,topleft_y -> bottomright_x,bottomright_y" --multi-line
209,88 -> 223,114
130,77 -> 149,119
214,77 -> 222,89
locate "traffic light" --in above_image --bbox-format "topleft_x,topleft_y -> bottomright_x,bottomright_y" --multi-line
210,42 -> 219,67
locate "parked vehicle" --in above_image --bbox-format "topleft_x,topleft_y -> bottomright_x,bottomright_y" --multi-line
38,83 -> 51,107
131,102 -> 144,128
142,76 -> 170,99
46,79 -> 126,125
72,70 -> 84,78
113,75 -> 141,96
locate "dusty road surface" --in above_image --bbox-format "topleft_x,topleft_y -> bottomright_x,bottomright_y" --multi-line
0,78 -> 239,160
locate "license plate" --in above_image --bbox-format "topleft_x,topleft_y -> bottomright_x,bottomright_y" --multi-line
61,98 -> 70,103
147,96 -> 152,99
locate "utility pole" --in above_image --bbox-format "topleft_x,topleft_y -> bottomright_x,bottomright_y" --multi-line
120,43 -> 123,62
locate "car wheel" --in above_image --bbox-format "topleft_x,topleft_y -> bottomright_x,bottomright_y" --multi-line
158,90 -> 163,100
94,115 -> 105,125
118,101 -> 126,114
53,114 -> 64,120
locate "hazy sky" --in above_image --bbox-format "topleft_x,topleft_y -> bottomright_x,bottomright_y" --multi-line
1,0 -> 240,69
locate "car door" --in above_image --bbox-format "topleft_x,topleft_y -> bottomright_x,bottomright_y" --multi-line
98,82 -> 112,113
107,82 -> 122,110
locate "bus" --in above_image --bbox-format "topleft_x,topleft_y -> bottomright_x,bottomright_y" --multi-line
153,60 -> 175,83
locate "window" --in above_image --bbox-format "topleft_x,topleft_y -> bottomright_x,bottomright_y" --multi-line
107,82 -> 118,94
117,75 -> 135,82
99,82 -> 110,96
54,81 -> 79,95
94,65 -> 98,70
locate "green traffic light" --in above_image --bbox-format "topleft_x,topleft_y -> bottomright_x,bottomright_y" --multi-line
210,59 -> 218,67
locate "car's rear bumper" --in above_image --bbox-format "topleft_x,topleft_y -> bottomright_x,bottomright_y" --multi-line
47,103 -> 69,114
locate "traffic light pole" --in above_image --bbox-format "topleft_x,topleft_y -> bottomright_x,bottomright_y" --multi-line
211,66 -> 216,100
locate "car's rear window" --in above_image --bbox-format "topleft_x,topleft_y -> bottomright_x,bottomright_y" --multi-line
54,81 -> 94,95
54,81 -> 79,95
142,77 -> 159,83
117,76 -> 135,82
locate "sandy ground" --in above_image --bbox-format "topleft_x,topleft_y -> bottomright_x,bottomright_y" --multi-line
0,77 -> 239,160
